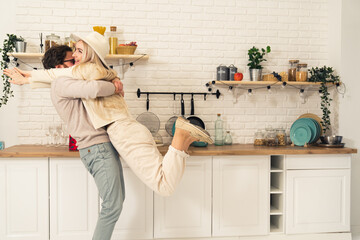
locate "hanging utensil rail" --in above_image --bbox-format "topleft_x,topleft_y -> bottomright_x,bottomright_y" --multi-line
137,88 -> 221,100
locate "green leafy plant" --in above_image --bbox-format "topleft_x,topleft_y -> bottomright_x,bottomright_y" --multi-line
0,34 -> 24,108
308,66 -> 340,135
247,46 -> 271,69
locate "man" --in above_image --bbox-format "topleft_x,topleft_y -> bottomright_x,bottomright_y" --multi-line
5,45 -> 126,240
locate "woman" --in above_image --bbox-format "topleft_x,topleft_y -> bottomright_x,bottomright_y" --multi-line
4,32 -> 213,197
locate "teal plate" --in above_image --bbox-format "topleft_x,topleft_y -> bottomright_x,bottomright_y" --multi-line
291,118 -> 317,143
290,124 -> 312,146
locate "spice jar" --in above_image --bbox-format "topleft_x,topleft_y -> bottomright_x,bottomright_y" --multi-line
288,60 -> 299,81
296,63 -> 308,82
254,130 -> 265,146
266,128 -> 277,146
276,128 -> 286,146
45,33 -> 61,52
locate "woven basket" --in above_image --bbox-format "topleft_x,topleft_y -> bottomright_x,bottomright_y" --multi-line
116,46 -> 137,55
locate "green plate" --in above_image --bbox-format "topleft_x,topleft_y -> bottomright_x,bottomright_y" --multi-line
290,124 -> 312,146
291,118 -> 317,143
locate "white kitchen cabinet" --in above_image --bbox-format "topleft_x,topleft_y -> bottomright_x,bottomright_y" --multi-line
49,158 -> 99,240
286,169 -> 350,234
154,157 -> 212,239
212,156 -> 269,237
0,159 -> 49,240
111,161 -> 153,240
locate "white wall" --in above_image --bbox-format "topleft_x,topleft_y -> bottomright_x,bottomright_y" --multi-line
1,0 -> 336,146
0,0 -> 19,148
340,0 -> 360,234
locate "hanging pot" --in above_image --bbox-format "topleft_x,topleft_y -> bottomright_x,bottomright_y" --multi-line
136,94 -> 160,134
187,94 -> 205,129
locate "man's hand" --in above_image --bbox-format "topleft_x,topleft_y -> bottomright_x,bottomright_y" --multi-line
112,77 -> 124,97
3,68 -> 30,85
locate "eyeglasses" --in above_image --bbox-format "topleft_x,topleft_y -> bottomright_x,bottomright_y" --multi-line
63,59 -> 75,64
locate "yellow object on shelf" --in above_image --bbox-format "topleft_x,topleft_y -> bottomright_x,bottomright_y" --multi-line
93,26 -> 106,35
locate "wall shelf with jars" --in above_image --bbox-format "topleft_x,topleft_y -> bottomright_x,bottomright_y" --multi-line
7,52 -> 149,61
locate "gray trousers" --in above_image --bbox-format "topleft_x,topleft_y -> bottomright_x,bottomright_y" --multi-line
79,142 -> 125,240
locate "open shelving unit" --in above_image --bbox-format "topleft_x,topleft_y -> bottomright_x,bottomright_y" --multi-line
270,155 -> 285,234
7,52 -> 149,61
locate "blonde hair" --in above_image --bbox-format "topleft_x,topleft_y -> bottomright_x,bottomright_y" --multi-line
72,40 -> 124,113
72,40 -> 117,81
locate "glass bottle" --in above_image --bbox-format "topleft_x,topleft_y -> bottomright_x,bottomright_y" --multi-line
64,36 -> 76,50
45,33 -> 61,52
296,63 -> 308,82
288,60 -> 299,81
224,131 -> 232,145
109,26 -> 118,54
254,130 -> 265,146
215,114 -> 224,146
276,127 -> 286,146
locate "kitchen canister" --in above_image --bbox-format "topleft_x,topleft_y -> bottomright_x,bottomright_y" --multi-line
216,64 -> 230,81
228,64 -> 238,81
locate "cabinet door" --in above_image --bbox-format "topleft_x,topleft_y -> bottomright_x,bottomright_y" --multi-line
213,156 -> 269,237
111,161 -> 153,240
50,158 -> 99,240
286,169 -> 350,234
154,157 -> 212,238
0,159 -> 49,240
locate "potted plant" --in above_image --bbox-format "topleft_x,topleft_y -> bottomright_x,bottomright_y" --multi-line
247,45 -> 271,81
0,34 -> 24,107
308,66 -> 340,135
14,35 -> 26,53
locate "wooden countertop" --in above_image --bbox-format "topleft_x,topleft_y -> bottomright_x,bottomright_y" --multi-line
0,144 -> 357,158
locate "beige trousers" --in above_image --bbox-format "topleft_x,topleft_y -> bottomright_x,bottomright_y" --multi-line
107,117 -> 189,197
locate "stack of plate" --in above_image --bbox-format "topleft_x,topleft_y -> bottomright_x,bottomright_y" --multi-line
290,116 -> 322,146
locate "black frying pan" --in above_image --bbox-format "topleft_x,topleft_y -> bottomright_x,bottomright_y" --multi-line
187,94 -> 205,129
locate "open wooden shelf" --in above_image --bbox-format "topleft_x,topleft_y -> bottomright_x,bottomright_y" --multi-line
215,80 -> 332,86
7,52 -> 149,61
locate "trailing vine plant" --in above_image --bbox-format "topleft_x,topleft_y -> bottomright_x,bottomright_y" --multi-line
308,66 -> 340,135
0,34 -> 24,107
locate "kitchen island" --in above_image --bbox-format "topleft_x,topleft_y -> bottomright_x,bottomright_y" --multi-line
0,144 -> 357,240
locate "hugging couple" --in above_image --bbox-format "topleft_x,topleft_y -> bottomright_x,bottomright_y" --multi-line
4,31 -> 213,240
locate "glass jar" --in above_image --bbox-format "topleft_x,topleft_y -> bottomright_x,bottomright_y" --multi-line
64,36 -> 76,50
288,60 -> 299,81
266,128 -> 277,146
296,63 -> 308,82
224,131 -> 233,145
276,128 -> 286,146
254,130 -> 265,146
45,33 -> 61,52
109,26 -> 118,54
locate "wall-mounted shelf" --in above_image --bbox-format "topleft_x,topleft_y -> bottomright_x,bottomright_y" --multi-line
7,52 -> 149,61
7,52 -> 149,79
214,80 -> 333,87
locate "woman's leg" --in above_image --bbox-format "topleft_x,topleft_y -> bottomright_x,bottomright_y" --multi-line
107,117 -> 200,196
79,142 -> 125,240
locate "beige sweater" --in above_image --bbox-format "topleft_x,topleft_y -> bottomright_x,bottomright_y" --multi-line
50,76 -> 116,148
30,66 -> 132,129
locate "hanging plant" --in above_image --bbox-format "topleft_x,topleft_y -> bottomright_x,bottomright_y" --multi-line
308,66 -> 340,135
0,34 -> 24,108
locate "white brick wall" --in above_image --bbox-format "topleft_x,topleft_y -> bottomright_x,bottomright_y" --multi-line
12,0 -> 338,145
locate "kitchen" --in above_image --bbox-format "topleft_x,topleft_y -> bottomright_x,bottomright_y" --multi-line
0,0 -> 360,240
